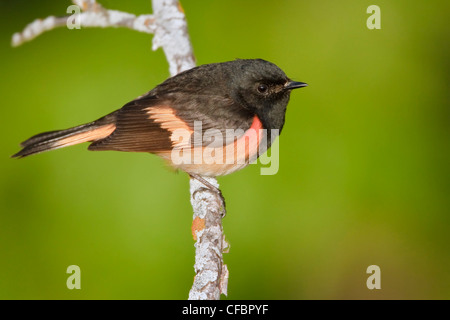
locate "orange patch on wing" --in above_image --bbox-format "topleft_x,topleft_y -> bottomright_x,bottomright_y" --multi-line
146,106 -> 193,148
145,106 -> 193,133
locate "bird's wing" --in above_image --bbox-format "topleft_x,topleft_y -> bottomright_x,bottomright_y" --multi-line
88,95 -> 251,153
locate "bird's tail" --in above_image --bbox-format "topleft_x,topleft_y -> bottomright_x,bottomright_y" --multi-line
12,113 -> 117,158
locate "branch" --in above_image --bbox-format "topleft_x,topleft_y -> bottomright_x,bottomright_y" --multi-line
151,0 -> 196,75
189,177 -> 229,300
12,0 -> 227,300
12,0 -> 155,47
149,0 -> 228,301
12,0 -> 196,77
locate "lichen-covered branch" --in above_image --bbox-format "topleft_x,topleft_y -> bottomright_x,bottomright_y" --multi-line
150,0 -> 228,300
189,177 -> 229,300
151,0 -> 196,75
12,0 -> 155,47
12,0 -> 227,300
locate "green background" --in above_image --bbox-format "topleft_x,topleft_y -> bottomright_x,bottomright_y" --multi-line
0,0 -> 448,299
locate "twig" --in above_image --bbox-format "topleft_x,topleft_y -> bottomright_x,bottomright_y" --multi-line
12,0 -> 228,300
12,0 -> 155,47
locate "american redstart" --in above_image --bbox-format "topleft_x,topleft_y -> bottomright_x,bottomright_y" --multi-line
12,59 -> 307,189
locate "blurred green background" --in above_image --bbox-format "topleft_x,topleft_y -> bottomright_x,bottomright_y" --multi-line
0,0 -> 448,299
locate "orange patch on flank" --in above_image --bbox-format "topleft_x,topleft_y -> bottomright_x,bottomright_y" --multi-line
191,216 -> 206,241
56,124 -> 116,148
237,115 -> 263,160
158,115 -> 265,177
202,114 -> 263,174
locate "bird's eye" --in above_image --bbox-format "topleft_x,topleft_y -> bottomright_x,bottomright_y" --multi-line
257,84 -> 268,94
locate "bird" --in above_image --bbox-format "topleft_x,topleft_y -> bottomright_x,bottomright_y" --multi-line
12,59 -> 307,191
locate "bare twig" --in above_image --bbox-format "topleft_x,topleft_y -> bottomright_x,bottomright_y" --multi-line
12,0 -> 227,300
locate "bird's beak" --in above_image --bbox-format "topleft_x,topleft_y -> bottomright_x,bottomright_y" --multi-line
284,81 -> 308,90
